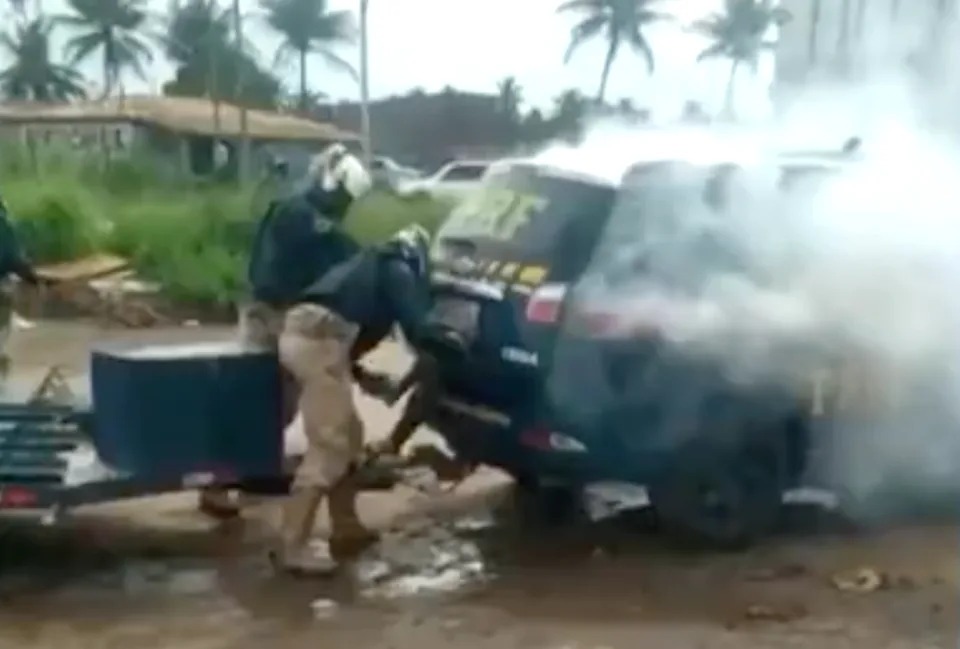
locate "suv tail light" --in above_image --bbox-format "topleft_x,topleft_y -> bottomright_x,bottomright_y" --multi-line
520,426 -> 588,453
567,300 -> 667,339
0,486 -> 39,508
525,283 -> 568,324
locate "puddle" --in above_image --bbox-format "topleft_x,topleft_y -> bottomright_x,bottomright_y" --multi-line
355,523 -> 490,600
81,560 -> 220,597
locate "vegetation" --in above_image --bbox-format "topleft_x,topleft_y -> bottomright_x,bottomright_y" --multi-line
558,0 -> 669,104
0,146 -> 452,305
0,18 -> 87,100
56,0 -> 154,98
260,0 -> 356,112
693,0 -> 791,117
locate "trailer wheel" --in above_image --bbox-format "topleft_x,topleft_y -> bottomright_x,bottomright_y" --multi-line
649,441 -> 784,550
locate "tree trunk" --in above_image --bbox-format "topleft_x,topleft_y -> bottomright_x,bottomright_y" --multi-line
597,38 -> 619,104
724,59 -> 739,118
359,0 -> 372,169
808,0 -> 821,67
232,0 -> 248,184
837,0 -> 852,75
854,0 -> 868,46
298,47 -> 308,114
101,38 -> 113,100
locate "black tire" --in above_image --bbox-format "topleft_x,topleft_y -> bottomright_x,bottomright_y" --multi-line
649,441 -> 784,550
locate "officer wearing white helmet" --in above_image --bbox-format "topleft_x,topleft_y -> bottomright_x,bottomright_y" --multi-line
199,143 -> 372,518
270,222 -> 436,576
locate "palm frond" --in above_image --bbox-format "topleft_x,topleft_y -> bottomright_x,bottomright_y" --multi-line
557,0 -> 605,14
697,41 -> 728,62
314,46 -> 357,80
563,13 -> 606,63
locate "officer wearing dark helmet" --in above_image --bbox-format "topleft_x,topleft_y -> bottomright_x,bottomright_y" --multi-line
271,223 -> 437,576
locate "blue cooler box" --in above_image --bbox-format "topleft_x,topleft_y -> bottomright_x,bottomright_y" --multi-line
90,341 -> 284,479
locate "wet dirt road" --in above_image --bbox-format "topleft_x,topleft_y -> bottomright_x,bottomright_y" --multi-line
0,321 -> 957,648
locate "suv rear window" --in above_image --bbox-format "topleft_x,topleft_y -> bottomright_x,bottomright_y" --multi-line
588,161 -> 840,291
435,164 -> 616,279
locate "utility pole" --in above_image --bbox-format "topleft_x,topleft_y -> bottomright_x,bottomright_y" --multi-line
232,0 -> 249,183
359,0 -> 372,168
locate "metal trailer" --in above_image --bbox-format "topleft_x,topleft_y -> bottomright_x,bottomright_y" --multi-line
0,400 -> 264,525
0,364 -> 407,526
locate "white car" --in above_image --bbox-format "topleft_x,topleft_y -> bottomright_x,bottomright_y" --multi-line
397,160 -> 490,201
370,156 -> 423,188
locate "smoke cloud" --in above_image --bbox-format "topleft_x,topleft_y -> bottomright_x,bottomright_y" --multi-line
540,73 -> 960,520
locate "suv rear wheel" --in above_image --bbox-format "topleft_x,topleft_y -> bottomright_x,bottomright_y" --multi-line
649,438 -> 785,550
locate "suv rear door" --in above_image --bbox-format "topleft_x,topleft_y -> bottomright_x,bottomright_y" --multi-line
428,162 -> 616,410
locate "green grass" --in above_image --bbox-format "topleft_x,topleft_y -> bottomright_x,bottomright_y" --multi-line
0,147 -> 454,305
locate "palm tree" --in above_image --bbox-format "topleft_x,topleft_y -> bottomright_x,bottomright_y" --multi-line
260,0 -> 355,112
161,0 -> 232,65
558,0 -> 670,104
836,0 -> 851,73
693,0 -> 791,118
497,76 -> 523,146
497,76 -> 523,120
854,0 -> 868,46
808,0 -> 821,66
0,18 -> 87,100
56,0 -> 153,99
551,88 -> 587,138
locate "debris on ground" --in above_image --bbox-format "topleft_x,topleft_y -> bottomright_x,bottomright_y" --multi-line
310,598 -> 339,620
831,567 -> 885,593
745,563 -> 809,582
32,254 -> 166,328
582,481 -> 649,522
736,602 -> 808,625
355,524 -> 488,599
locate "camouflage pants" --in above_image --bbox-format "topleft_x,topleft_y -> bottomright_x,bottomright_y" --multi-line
279,303 -> 362,489
237,300 -> 286,350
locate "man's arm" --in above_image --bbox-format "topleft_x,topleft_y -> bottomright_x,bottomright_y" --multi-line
382,258 -> 431,347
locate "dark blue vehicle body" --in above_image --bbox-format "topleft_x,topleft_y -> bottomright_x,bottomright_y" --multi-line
419,156 -> 840,543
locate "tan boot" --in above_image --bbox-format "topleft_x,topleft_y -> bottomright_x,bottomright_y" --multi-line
328,478 -> 379,559
273,486 -> 338,577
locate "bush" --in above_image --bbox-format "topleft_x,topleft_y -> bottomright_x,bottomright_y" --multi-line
0,147 -> 453,305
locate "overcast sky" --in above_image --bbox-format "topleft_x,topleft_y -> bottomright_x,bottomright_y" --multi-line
25,0 -> 775,120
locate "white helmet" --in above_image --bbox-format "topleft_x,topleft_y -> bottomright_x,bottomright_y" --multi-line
308,143 -> 372,199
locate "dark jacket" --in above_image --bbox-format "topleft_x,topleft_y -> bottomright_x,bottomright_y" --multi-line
300,244 -> 432,359
0,196 -> 37,284
247,184 -> 359,306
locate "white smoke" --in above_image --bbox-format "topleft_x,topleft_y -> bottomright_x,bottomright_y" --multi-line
540,93 -> 960,518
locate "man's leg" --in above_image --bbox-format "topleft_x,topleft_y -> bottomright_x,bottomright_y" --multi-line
382,353 -> 440,452
274,304 -> 365,576
327,414 -> 379,559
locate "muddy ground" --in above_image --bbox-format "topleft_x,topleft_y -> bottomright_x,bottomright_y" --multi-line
0,320 -> 956,648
